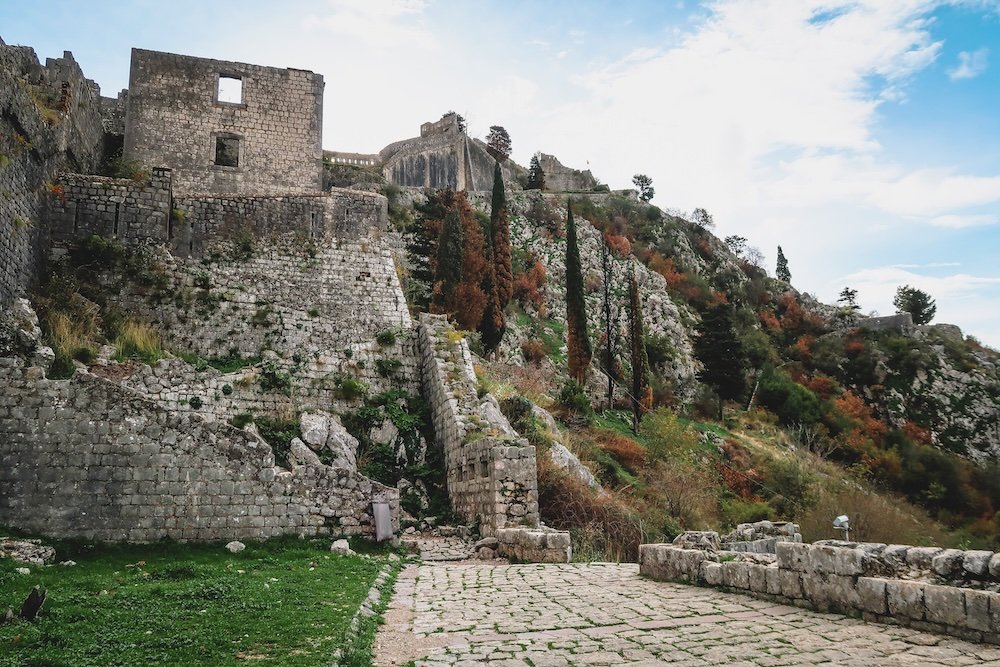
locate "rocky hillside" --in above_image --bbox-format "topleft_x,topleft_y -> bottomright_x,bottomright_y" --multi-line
386,176 -> 1000,549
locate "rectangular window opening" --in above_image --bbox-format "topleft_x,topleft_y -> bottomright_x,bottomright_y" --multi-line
217,74 -> 242,104
215,136 -> 240,168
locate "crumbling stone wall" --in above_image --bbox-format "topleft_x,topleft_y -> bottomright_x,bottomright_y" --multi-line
418,313 -> 540,534
536,153 -> 597,192
640,539 -> 1000,643
0,358 -> 398,542
0,38 -> 104,307
858,313 -> 915,334
123,48 -> 323,196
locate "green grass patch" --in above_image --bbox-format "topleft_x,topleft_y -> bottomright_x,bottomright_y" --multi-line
0,536 -> 391,667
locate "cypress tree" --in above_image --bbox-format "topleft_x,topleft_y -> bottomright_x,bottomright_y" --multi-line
628,264 -> 652,433
776,245 -> 791,283
490,161 -> 513,308
600,234 -> 617,408
432,210 -> 464,312
480,162 -> 512,354
694,303 -> 747,421
565,201 -> 592,384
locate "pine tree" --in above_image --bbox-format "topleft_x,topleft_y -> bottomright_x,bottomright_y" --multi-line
628,264 -> 652,433
894,285 -> 936,325
527,153 -> 545,190
486,125 -> 511,162
565,201 -> 592,384
632,174 -> 654,202
837,287 -> 860,312
694,303 -> 748,421
776,246 -> 791,283
432,210 -> 464,311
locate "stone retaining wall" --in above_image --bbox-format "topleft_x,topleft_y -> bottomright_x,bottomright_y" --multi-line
0,357 -> 399,542
640,541 -> 1000,643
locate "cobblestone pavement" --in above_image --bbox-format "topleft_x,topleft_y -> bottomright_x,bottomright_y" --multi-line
373,562 -> 1000,666
403,535 -> 474,562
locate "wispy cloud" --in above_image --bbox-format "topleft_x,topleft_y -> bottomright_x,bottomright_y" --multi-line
948,47 -> 989,80
303,0 -> 433,48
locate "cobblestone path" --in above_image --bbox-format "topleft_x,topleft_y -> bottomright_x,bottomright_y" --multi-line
374,562 -> 1000,666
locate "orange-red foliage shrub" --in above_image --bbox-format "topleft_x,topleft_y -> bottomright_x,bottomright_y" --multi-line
521,338 -> 546,365
513,259 -> 547,309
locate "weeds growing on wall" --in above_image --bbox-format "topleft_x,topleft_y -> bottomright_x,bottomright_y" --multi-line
113,319 -> 164,365
33,236 -> 169,377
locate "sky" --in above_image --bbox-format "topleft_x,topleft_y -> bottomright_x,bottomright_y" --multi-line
4,0 -> 1000,347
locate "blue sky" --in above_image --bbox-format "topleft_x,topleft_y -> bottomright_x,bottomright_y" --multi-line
4,0 -> 1000,347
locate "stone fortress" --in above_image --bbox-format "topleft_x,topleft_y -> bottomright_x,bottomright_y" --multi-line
0,41 -> 567,561
4,39 -> 1000,644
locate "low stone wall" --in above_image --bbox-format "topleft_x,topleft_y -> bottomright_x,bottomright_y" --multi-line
0,357 -> 399,542
497,527 -> 572,564
640,541 -> 1000,643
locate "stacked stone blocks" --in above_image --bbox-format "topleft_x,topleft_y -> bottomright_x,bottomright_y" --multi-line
640,538 -> 1000,643
0,358 -> 399,542
124,48 -> 323,196
418,313 -> 570,561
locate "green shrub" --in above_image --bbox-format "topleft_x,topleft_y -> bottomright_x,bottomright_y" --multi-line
230,412 -> 253,429
757,369 -> 823,425
375,329 -> 397,346
189,396 -> 203,410
336,374 -> 369,401
258,362 -> 291,394
221,383 -> 233,395
558,380 -> 594,425
639,408 -> 702,462
254,416 -> 301,469
375,358 -> 402,377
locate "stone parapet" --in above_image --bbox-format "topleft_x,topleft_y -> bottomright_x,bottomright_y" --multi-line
640,541 -> 1000,643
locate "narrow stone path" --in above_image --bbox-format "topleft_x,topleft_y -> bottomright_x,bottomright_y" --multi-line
374,562 -> 1000,666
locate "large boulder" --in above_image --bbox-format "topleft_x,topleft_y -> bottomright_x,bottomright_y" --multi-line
297,412 -> 359,470
549,442 -> 601,491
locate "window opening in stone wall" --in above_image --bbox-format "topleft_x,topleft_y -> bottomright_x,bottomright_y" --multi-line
217,74 -> 242,104
113,202 -> 120,236
72,205 -> 79,234
215,136 -> 240,168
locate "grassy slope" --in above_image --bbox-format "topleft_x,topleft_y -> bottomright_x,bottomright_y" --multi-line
0,537 -> 390,667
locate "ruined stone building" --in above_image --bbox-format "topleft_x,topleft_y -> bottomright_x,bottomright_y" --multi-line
122,49 -> 324,195
0,40 -> 567,560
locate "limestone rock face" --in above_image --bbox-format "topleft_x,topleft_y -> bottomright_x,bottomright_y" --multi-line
492,191 -> 701,401
300,413 -> 329,451
289,438 -> 321,467
549,442 -> 601,491
297,412 -> 359,470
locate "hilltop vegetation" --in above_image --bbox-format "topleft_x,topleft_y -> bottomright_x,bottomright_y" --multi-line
388,177 -> 1000,555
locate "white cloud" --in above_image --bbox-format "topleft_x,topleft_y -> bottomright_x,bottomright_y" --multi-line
303,0 -> 434,48
928,213 -> 997,228
948,47 -> 989,80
